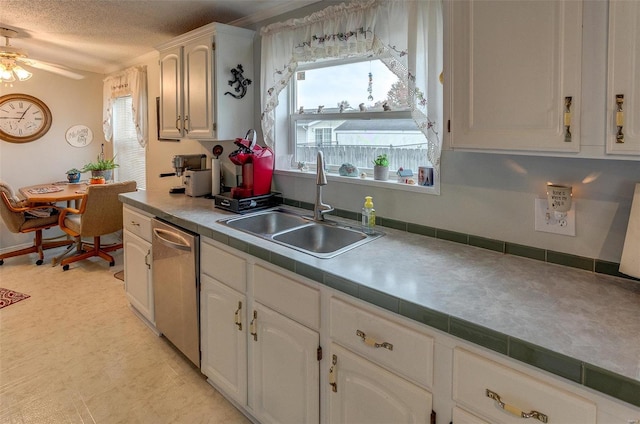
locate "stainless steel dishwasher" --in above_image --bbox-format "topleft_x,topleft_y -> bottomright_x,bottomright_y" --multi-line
151,218 -> 200,367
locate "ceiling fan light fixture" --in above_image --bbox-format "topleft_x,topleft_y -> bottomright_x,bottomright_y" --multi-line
0,67 -> 15,82
12,65 -> 32,81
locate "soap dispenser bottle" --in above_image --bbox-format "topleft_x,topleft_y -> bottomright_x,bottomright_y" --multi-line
362,196 -> 376,234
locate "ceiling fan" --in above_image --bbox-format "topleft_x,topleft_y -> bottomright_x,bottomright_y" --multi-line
0,27 -> 84,82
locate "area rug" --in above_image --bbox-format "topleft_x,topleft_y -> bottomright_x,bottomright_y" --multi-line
0,288 -> 30,309
114,270 -> 124,281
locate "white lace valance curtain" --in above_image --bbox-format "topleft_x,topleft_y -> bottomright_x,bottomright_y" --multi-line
102,65 -> 148,147
260,0 -> 443,171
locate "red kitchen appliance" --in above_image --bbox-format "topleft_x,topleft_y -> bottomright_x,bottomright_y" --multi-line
229,129 -> 274,199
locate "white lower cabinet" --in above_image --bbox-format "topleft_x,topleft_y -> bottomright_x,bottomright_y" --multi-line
248,301 -> 319,424
198,237 -> 640,424
328,295 -> 434,423
199,238 -> 320,423
453,348 -> 596,424
200,274 -> 247,406
122,205 -> 154,325
328,343 -> 433,424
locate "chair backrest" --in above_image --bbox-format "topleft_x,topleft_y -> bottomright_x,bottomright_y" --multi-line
79,181 -> 137,237
0,182 -> 26,233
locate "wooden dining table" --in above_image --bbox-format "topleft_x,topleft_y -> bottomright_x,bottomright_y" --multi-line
19,182 -> 88,206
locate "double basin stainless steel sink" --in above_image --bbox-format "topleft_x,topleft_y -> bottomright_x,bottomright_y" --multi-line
218,208 -> 383,258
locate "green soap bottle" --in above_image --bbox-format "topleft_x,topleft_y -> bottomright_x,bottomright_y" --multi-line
361,196 -> 376,234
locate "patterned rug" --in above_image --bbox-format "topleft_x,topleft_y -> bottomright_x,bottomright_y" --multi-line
0,288 -> 30,309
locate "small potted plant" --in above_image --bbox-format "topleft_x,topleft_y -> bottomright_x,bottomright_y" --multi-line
372,154 -> 389,181
82,155 -> 119,181
66,168 -> 82,183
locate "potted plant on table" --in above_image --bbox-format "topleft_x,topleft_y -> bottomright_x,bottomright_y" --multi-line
82,155 -> 118,182
66,168 -> 82,183
373,154 -> 389,181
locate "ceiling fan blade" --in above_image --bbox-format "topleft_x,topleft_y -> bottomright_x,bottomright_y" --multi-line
18,58 -> 85,80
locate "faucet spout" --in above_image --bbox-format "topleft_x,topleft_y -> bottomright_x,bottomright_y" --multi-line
314,151 -> 333,221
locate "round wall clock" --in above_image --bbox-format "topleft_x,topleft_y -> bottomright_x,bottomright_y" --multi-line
0,93 -> 53,143
65,124 -> 93,147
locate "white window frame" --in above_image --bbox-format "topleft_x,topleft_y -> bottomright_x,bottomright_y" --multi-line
274,57 -> 440,195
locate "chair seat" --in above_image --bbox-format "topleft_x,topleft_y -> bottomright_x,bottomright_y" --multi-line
20,214 -> 59,231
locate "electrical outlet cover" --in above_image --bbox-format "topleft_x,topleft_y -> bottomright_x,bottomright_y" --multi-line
534,198 -> 576,236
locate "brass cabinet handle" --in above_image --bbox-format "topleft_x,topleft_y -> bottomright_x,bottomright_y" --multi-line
616,94 -> 624,143
356,329 -> 393,351
130,221 -> 140,226
184,115 -> 189,134
328,354 -> 337,392
175,115 -> 181,131
234,301 -> 242,331
486,389 -> 548,423
144,250 -> 151,270
250,310 -> 257,341
564,96 -> 572,142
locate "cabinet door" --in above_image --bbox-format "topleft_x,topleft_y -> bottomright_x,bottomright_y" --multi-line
200,274 -> 247,406
452,406 -> 489,424
123,231 -> 153,323
607,0 -> 640,154
159,46 -> 183,139
328,344 -> 432,424
450,0 -> 582,152
183,36 -> 214,139
249,302 -> 319,424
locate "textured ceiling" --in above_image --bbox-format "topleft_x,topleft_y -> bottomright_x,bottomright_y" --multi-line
0,0 -> 320,75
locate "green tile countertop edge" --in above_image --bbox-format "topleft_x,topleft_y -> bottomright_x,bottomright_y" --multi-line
119,193 -> 640,408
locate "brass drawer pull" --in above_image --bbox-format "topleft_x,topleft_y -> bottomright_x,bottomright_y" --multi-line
328,354 -> 338,392
250,310 -> 257,341
234,301 -> 242,331
564,96 -> 572,142
356,329 -> 393,351
616,94 -> 624,143
486,389 -> 548,423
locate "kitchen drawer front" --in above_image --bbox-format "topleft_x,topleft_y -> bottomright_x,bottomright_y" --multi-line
201,239 -> 246,292
253,264 -> 320,330
452,406 -> 490,424
123,205 -> 153,242
330,296 -> 434,388
453,348 -> 596,424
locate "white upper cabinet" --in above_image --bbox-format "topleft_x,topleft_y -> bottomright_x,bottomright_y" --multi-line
449,0 -> 583,153
607,0 -> 640,155
157,22 -> 255,141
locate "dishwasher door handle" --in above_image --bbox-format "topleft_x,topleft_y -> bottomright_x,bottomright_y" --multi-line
153,228 -> 192,251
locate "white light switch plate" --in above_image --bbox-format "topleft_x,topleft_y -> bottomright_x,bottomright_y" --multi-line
534,198 -> 575,236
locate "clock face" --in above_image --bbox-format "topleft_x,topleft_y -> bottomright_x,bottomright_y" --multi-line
0,94 -> 52,143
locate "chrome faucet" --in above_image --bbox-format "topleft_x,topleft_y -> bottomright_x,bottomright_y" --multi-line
313,151 -> 334,221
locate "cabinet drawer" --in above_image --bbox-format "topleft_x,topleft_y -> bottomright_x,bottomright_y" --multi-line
453,348 -> 596,424
253,264 -> 319,330
123,206 -> 153,242
330,297 -> 434,388
200,239 -> 246,292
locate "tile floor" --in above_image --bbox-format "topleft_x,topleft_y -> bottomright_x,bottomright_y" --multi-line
0,246 -> 250,424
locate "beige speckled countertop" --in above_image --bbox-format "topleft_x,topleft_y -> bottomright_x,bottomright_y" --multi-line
120,189 -> 640,408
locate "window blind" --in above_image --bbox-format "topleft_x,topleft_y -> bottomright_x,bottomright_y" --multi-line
113,96 -> 146,189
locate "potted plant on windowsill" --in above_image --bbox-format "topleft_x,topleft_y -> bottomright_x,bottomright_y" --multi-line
66,168 -> 82,183
82,155 -> 118,181
373,154 -> 389,181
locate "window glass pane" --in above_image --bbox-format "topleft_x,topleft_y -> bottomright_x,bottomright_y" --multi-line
113,96 -> 146,189
294,118 -> 427,171
296,60 -> 408,112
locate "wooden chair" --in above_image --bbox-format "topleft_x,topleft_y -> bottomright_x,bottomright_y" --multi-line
0,182 -> 72,265
58,181 -> 137,271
